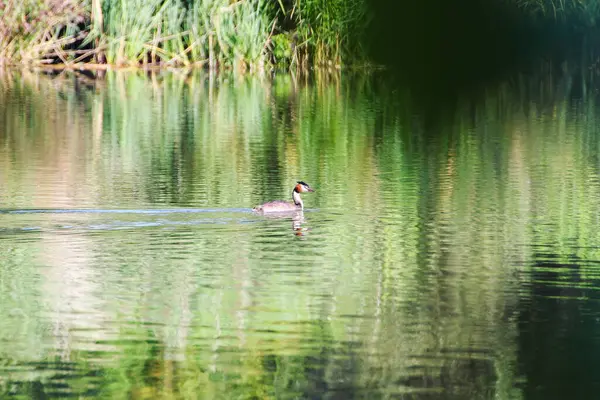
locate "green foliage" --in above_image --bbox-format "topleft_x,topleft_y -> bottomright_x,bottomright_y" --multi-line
0,0 -> 370,69
271,33 -> 293,65
96,0 -> 272,68
100,0 -> 186,65
276,0 -> 369,67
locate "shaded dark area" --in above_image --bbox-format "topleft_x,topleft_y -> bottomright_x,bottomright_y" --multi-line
364,0 -> 582,97
0,359 -> 104,399
518,257 -> 600,399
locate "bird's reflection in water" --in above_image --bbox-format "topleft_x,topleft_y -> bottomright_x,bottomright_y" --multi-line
292,211 -> 307,237
259,211 -> 309,237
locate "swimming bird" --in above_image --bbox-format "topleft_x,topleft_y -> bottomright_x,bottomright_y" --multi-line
253,181 -> 315,213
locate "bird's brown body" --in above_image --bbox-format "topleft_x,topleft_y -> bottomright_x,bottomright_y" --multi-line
253,182 -> 315,213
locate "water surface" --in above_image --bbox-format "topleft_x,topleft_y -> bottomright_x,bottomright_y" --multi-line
0,70 -> 598,399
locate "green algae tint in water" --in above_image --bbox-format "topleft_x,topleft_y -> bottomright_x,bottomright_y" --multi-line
0,70 -> 600,399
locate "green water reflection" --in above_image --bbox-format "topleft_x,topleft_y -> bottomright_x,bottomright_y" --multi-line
0,69 -> 599,399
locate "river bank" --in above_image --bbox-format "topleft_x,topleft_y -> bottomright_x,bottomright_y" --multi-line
2,0 -> 600,78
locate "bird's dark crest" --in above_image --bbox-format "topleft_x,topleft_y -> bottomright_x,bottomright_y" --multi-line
297,181 -> 309,186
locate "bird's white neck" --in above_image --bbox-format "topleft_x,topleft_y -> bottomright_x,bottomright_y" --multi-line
292,190 -> 303,209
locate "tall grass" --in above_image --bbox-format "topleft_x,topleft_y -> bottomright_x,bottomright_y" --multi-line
0,0 -> 370,69
99,0 -> 188,66
286,0 -> 369,67
184,0 -> 272,70
93,0 -> 273,68
0,0 -> 275,68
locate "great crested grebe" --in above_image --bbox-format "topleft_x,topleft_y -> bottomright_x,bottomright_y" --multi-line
253,181 -> 315,213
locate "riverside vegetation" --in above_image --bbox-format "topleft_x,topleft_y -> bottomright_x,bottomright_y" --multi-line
1,0 -> 600,70
0,0 -> 368,70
